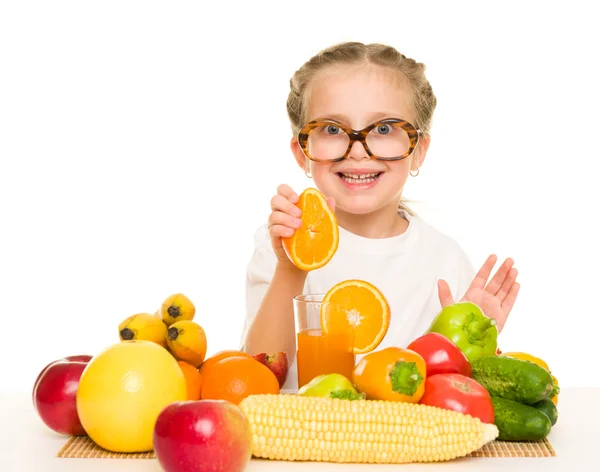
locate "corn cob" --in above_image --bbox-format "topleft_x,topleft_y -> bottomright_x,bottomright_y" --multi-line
238,394 -> 498,464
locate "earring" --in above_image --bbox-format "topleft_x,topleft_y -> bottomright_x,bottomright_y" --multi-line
304,162 -> 312,179
410,168 -> 420,177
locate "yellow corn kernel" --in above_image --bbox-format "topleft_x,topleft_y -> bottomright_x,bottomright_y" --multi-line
238,394 -> 498,464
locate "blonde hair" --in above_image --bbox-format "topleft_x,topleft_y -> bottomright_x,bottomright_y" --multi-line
286,42 -> 437,215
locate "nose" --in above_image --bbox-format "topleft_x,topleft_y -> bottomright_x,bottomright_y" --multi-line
347,139 -> 370,161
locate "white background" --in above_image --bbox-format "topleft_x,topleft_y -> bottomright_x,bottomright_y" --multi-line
1,0 -> 598,393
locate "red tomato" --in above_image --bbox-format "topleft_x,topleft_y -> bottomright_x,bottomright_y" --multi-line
407,333 -> 472,377
419,373 -> 494,424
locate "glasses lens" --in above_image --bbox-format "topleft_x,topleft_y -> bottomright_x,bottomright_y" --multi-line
306,124 -> 350,161
365,123 -> 411,159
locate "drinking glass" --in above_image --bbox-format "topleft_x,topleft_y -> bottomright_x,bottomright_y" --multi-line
294,293 -> 355,389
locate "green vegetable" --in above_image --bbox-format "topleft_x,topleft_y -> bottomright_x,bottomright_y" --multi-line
297,373 -> 365,400
472,355 -> 554,404
427,302 -> 498,362
531,398 -> 558,426
491,396 -> 552,441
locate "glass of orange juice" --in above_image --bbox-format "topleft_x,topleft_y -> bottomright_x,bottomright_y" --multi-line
294,293 -> 355,389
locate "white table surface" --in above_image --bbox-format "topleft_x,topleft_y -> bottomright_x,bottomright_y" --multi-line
2,388 -> 598,471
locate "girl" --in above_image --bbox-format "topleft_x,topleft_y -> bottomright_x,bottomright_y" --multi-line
242,42 -> 520,390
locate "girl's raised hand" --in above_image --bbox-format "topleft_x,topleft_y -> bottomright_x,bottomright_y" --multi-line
437,254 -> 520,333
267,184 -> 335,270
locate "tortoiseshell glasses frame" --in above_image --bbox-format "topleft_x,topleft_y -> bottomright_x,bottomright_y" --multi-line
297,118 -> 422,162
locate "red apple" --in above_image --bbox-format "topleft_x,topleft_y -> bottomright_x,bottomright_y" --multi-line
33,358 -> 90,435
33,355 -> 93,406
252,352 -> 288,388
154,400 -> 251,472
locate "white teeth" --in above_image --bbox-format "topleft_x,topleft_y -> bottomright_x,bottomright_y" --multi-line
341,172 -> 379,179
340,173 -> 380,184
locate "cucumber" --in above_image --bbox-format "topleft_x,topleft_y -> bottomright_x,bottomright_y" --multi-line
532,398 -> 558,426
491,396 -> 552,441
471,355 -> 554,404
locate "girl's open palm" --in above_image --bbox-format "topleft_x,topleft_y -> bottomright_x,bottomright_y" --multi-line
437,255 -> 520,333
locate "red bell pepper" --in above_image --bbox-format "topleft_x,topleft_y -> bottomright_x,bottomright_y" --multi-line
407,332 -> 472,378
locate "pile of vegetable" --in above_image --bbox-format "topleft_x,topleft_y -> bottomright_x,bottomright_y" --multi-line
299,301 -> 560,442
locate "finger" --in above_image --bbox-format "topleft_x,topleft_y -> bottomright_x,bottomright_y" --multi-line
270,194 -> 302,218
326,196 -> 336,212
485,257 -> 515,295
437,279 -> 454,308
496,267 -> 518,301
469,254 -> 498,291
268,211 -> 302,231
276,184 -> 299,203
269,224 -> 295,241
501,281 -> 520,314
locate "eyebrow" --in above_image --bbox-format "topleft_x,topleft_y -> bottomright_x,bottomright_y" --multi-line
311,112 -> 406,124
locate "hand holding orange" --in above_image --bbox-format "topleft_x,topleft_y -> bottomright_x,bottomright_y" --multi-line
270,186 -> 338,271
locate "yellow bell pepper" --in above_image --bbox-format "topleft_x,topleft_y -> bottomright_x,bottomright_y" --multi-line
502,352 -> 549,370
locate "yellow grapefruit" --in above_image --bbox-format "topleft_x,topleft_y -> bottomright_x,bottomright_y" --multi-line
76,340 -> 187,452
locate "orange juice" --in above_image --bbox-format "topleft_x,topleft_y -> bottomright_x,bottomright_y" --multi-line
296,328 -> 355,388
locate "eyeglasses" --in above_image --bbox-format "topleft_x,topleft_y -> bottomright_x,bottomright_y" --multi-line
298,118 -> 422,162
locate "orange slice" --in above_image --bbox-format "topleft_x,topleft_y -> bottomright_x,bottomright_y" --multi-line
282,188 -> 339,271
320,279 -> 391,354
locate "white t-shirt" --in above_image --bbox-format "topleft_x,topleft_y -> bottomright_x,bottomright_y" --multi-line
241,210 -> 476,391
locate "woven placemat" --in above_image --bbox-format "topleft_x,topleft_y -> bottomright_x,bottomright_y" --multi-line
57,435 -> 556,460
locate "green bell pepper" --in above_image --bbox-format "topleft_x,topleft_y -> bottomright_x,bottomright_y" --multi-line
427,301 -> 498,362
297,373 -> 365,400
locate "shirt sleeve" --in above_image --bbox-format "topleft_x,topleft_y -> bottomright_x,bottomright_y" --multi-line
239,224 -> 278,348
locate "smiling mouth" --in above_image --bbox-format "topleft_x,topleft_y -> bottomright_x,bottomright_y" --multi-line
337,172 -> 382,184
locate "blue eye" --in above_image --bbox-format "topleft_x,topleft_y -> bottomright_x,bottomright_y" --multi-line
376,124 -> 391,134
326,125 -> 341,135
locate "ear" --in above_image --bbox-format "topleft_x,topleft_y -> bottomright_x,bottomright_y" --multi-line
411,134 -> 431,171
291,136 -> 309,172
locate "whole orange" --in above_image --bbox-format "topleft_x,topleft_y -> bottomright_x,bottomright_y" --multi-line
201,356 -> 279,404
177,361 -> 203,400
198,350 -> 253,377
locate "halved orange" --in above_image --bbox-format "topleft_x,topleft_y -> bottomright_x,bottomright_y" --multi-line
282,188 -> 338,271
320,279 -> 391,354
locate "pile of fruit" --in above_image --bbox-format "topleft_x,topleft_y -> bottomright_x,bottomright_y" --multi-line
32,292 -> 289,472
31,188 -> 560,471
